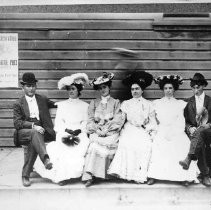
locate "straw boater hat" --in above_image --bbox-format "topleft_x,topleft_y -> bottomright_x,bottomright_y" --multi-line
122,70 -> 153,90
20,72 -> 38,85
154,75 -> 183,90
58,73 -> 89,90
90,72 -> 114,89
190,73 -> 208,87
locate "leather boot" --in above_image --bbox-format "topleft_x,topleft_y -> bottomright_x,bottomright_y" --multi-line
202,176 -> 211,187
22,177 -> 31,187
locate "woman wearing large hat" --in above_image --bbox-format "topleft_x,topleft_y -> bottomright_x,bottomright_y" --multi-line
82,72 -> 125,187
34,73 -> 90,185
108,71 -> 156,183
147,75 -> 198,186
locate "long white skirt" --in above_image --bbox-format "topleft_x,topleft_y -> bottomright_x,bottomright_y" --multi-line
147,126 -> 199,182
108,122 -> 152,183
34,133 -> 89,183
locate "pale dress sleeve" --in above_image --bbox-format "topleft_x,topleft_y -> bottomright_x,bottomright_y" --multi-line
54,103 -> 68,141
80,104 -> 89,133
144,100 -> 158,134
175,100 -> 187,132
104,99 -> 126,134
86,100 -> 98,134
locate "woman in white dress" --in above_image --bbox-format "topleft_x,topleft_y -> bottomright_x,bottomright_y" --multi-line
108,71 -> 157,183
82,72 -> 125,187
34,73 -> 90,185
147,75 -> 198,186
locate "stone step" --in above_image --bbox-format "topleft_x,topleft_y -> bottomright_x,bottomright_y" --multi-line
0,179 -> 211,210
0,148 -> 211,210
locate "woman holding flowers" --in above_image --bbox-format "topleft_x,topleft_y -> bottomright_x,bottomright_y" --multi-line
147,75 -> 198,186
34,73 -> 90,185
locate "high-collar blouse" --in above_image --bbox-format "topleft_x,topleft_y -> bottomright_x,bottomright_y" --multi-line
54,98 -> 89,135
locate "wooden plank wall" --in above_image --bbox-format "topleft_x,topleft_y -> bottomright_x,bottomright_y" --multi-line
0,13 -> 211,146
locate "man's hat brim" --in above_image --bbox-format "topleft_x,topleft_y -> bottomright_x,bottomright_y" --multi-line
20,80 -> 37,85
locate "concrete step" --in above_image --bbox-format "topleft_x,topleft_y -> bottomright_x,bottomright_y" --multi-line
0,148 -> 211,210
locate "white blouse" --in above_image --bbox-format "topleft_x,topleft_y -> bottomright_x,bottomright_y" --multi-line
54,98 -> 89,140
121,97 -> 156,132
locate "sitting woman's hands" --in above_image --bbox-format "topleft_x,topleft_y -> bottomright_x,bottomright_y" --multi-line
96,129 -> 107,137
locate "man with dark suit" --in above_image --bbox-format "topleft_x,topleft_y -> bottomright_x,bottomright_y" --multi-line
180,73 -> 211,186
13,72 -> 56,187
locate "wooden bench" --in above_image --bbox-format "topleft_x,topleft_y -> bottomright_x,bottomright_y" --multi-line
1,13 -> 211,146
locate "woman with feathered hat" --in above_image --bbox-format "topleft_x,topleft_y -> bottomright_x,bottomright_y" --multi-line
34,73 -> 90,185
108,70 -> 156,183
82,72 -> 125,187
147,75 -> 198,186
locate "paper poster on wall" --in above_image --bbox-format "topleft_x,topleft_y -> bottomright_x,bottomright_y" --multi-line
0,33 -> 18,88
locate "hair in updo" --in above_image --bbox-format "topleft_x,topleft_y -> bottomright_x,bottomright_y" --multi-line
154,75 -> 183,91
66,83 -> 83,96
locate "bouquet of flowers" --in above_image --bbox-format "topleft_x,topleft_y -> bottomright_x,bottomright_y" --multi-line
62,129 -> 81,146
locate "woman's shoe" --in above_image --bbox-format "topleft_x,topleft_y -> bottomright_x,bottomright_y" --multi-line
182,181 -> 190,187
58,180 -> 69,186
85,179 -> 93,187
147,178 -> 155,185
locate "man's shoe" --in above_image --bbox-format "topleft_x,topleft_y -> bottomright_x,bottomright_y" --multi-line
181,181 -> 190,187
44,158 -> 53,170
202,176 -> 211,187
22,177 -> 31,187
179,156 -> 191,170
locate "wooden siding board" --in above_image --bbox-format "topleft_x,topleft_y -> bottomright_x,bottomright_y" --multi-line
0,139 -> 15,146
18,60 -> 211,70
0,20 -> 152,29
19,50 -> 211,60
0,13 -> 162,20
2,30 -> 211,40
19,40 -> 211,50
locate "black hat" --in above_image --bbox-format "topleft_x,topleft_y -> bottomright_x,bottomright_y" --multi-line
190,73 -> 208,87
122,71 -> 153,90
20,72 -> 38,85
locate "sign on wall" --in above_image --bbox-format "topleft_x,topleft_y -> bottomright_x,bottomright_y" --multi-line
0,33 -> 18,88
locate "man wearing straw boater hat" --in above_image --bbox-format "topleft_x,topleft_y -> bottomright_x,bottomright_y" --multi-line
13,72 -> 56,187
180,73 -> 211,186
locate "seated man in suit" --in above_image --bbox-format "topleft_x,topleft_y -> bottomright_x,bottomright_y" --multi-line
13,72 -> 56,187
179,73 -> 211,186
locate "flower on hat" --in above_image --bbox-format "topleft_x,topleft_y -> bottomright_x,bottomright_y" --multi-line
58,73 -> 89,90
90,72 -> 114,87
154,74 -> 183,90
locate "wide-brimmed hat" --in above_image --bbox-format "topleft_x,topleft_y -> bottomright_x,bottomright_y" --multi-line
154,75 -> 183,90
58,73 -> 89,90
20,72 -> 38,85
190,73 -> 208,87
122,70 -> 153,90
90,72 -> 114,87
